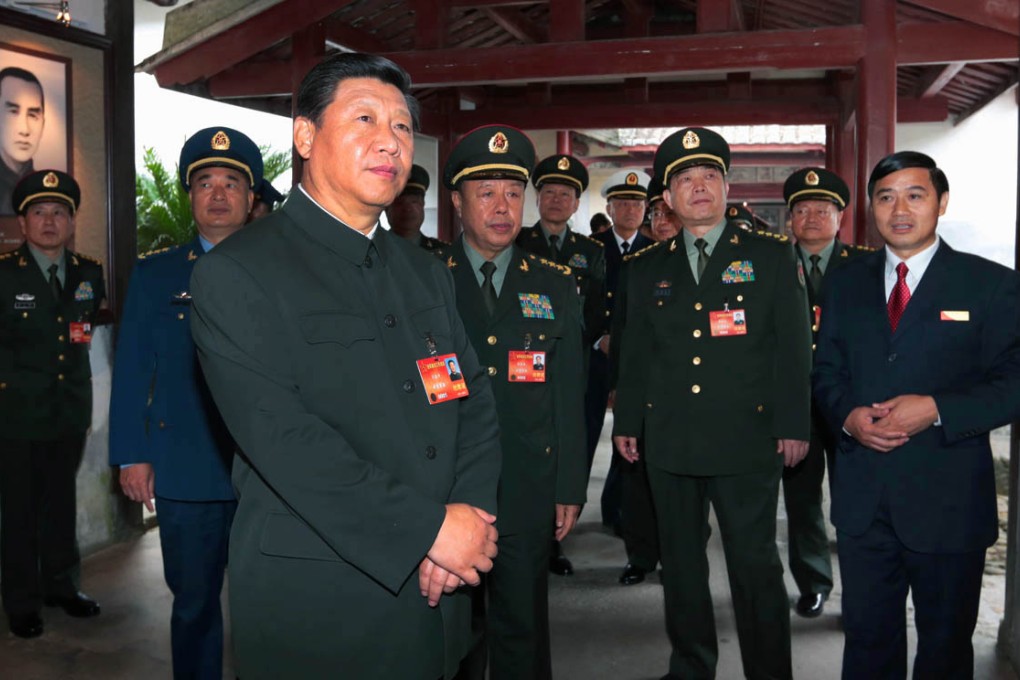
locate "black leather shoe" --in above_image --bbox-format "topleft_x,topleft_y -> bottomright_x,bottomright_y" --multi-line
619,563 -> 646,585
549,553 -> 574,576
44,592 -> 100,618
795,593 -> 826,618
9,613 -> 43,638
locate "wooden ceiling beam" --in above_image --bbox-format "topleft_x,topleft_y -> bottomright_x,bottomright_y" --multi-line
955,70 -> 1019,125
898,20 -> 1019,64
383,25 -> 866,87
322,18 -> 389,52
448,0 -> 544,6
897,95 -> 952,122
411,0 -> 449,48
901,0 -> 1018,37
481,7 -> 545,43
150,0 -> 355,86
697,0 -> 746,33
915,63 -> 966,98
549,0 -> 585,41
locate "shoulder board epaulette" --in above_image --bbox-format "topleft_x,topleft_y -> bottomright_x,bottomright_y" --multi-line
752,229 -> 789,243
527,253 -> 572,277
848,243 -> 875,252
72,251 -> 103,266
138,246 -> 174,260
623,241 -> 662,262
578,232 -> 604,247
0,250 -> 15,261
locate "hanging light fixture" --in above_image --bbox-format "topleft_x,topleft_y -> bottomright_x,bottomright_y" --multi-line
13,1 -> 71,27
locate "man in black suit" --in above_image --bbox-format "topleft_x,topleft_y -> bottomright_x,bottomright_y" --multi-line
590,169 -> 653,539
782,167 -> 871,619
813,151 -> 1020,679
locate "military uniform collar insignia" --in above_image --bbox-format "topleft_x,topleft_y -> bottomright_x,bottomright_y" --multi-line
446,255 -> 457,269
18,256 -> 27,267
188,250 -> 198,261
730,233 -> 740,245
70,254 -> 79,266
669,239 -> 677,252
520,258 -> 529,272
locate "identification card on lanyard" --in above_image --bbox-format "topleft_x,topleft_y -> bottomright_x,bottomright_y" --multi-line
507,332 -> 546,382
416,332 -> 469,404
69,321 -> 92,343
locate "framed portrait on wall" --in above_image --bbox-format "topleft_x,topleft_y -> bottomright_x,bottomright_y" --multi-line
0,41 -> 71,241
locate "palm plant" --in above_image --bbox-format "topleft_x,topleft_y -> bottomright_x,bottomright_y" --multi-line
135,145 -> 292,254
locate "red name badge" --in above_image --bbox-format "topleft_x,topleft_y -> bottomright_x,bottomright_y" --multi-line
709,309 -> 747,337
508,350 -> 546,382
416,353 -> 470,405
69,321 -> 92,343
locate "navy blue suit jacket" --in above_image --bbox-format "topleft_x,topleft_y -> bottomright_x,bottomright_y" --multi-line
813,241 -> 1020,553
109,238 -> 235,501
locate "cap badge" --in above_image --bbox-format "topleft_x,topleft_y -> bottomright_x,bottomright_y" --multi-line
211,130 -> 231,151
489,131 -> 509,154
625,173 -> 638,186
42,172 -> 59,188
805,170 -> 820,186
728,207 -> 737,216
682,130 -> 701,150
557,157 -> 570,171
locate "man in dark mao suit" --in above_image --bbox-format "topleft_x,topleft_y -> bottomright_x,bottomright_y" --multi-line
110,126 -> 264,679
443,125 -> 586,680
516,153 -> 605,577
813,151 -> 1020,679
0,170 -> 104,638
613,128 -> 812,680
782,167 -> 872,619
189,53 -> 501,680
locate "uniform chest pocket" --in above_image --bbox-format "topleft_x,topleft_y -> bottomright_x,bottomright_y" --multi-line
298,312 -> 375,347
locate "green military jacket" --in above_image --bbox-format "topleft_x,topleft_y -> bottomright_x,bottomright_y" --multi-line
516,224 -> 607,348
419,232 -> 450,257
613,222 -> 812,476
0,243 -> 105,439
190,190 -> 501,680
797,239 -> 873,346
446,239 -> 587,535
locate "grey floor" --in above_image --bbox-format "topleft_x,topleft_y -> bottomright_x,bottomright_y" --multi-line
1,415 -> 1016,679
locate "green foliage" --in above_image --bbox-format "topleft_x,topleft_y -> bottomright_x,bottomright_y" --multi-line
134,145 -> 292,254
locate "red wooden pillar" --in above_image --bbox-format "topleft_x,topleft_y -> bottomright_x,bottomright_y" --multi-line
556,131 -> 571,155
836,116 -> 857,243
436,90 -> 459,242
856,0 -> 897,246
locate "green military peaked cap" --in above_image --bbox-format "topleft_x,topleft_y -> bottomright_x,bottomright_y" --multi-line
179,126 -> 263,192
532,154 -> 589,194
726,203 -> 755,228
443,124 -> 536,190
403,164 -> 430,195
783,167 -> 850,210
12,169 -> 80,215
647,175 -> 666,206
654,127 -> 731,185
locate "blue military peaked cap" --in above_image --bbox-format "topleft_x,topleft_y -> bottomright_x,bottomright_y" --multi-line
179,127 -> 263,191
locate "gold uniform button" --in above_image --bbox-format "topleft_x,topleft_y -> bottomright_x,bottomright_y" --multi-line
538,334 -> 546,341
159,420 -> 166,429
57,374 -> 65,381
22,312 -> 28,319
56,316 -> 64,323
692,356 -> 701,365
694,302 -> 702,311
657,300 -> 664,307
812,343 -> 817,351
58,334 -> 65,342
487,335 -> 497,345
178,312 -> 186,320
691,384 -> 701,394
545,446 -> 552,455
736,295 -> 744,302
0,382 -> 5,389
487,366 -> 497,377
812,324 -> 819,332
58,354 -> 65,361
692,329 -> 702,338
646,402 -> 653,409
757,405 -> 764,413
607,291 -> 614,299
605,310 -> 611,317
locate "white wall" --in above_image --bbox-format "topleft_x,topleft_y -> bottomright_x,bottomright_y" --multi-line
897,89 -> 1018,268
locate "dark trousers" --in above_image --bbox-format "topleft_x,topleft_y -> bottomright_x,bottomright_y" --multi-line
838,496 -> 985,680
156,497 -> 236,680
649,463 -> 791,680
781,427 -> 833,597
463,528 -> 552,680
585,349 -> 618,526
620,448 -> 659,571
0,434 -> 85,617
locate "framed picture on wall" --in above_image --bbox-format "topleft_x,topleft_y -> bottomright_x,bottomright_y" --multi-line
0,41 -> 72,234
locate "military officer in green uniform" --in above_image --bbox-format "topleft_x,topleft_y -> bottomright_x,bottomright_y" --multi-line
648,175 -> 681,242
443,125 -> 586,680
0,170 -> 104,638
782,166 -> 870,619
613,128 -> 812,680
726,203 -> 756,231
188,53 -> 501,680
515,153 -> 605,576
386,163 -> 449,255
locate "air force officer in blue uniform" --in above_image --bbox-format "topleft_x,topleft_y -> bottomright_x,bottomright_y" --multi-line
109,127 -> 263,679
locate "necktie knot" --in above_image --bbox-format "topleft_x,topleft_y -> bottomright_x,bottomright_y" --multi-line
621,241 -> 630,254
896,261 -> 909,280
480,261 -> 496,278
809,254 -> 821,266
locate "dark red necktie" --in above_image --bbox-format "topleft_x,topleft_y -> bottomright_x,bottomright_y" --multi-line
887,262 -> 910,332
